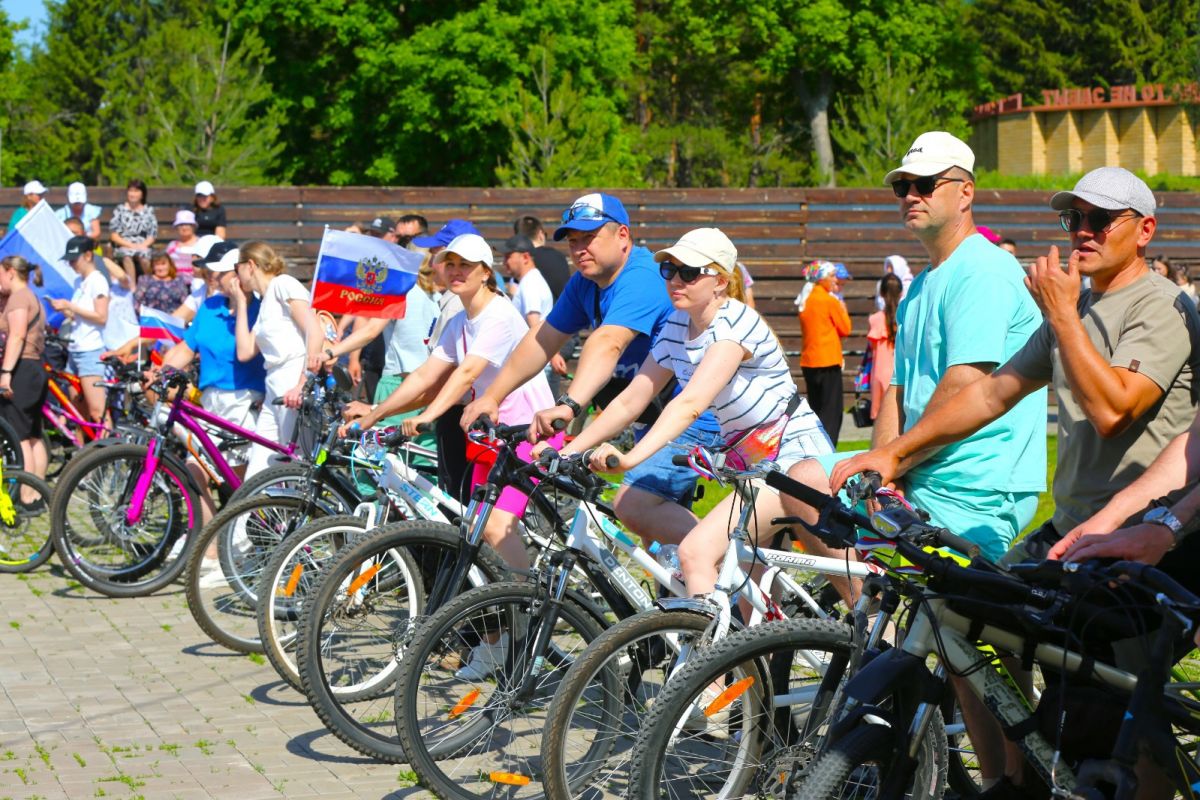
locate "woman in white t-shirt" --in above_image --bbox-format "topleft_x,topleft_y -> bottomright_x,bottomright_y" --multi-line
560,228 -> 836,600
51,242 -> 110,424
231,241 -> 322,476
344,233 -> 558,574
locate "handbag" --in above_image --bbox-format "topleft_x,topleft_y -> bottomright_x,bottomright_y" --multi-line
850,394 -> 873,428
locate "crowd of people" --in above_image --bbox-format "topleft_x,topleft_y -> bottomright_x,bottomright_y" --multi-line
2,137 -> 1199,795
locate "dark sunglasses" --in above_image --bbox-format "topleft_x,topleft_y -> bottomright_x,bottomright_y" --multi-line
1058,207 -> 1136,234
659,262 -> 719,283
561,204 -> 617,225
891,175 -> 965,198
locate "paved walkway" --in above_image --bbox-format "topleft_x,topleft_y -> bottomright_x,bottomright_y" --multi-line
0,565 -> 432,800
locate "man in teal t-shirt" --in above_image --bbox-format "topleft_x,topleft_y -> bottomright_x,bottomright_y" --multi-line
785,131 -> 1046,562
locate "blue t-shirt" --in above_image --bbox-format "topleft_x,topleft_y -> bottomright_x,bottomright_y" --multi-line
183,295 -> 267,393
892,233 -> 1047,493
545,246 -> 718,432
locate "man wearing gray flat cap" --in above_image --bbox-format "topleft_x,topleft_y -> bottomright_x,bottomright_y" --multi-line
832,164 -> 1200,795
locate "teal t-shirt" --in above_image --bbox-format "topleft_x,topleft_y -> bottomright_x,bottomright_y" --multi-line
892,233 -> 1047,494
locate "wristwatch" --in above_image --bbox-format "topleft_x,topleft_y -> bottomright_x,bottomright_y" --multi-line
1143,506 -> 1184,549
324,348 -> 335,361
555,394 -> 582,419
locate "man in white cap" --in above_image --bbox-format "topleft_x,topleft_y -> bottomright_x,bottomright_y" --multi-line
57,182 -> 102,239
833,166 -> 1200,796
8,180 -> 46,230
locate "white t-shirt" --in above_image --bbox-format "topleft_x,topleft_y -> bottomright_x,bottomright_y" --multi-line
70,270 -> 110,352
650,299 -> 804,435
183,282 -> 208,313
512,268 -> 554,322
251,274 -> 309,369
429,291 -> 464,348
431,294 -> 553,425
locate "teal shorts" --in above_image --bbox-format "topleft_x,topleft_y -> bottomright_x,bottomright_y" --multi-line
810,450 -> 1038,562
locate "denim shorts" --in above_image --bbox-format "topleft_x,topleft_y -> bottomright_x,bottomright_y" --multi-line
67,347 -> 107,378
622,421 -> 724,507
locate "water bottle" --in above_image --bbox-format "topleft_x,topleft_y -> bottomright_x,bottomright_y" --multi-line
648,541 -> 684,584
355,430 -> 387,463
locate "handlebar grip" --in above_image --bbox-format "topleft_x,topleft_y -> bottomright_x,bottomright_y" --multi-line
671,454 -> 690,467
1111,561 -> 1200,606
605,455 -> 620,469
537,447 -> 559,466
379,427 -> 406,447
469,415 -> 493,432
763,469 -> 834,510
271,398 -> 285,406
551,418 -> 567,432
414,422 -> 433,434
934,529 -> 981,559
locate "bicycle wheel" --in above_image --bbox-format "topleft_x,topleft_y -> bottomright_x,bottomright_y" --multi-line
184,493 -> 325,653
0,415 -> 24,469
228,461 -> 359,511
943,694 -> 982,797
791,712 -> 947,800
393,580 -> 607,800
255,515 -> 368,691
296,520 -> 506,762
628,617 -> 859,800
50,443 -> 198,597
542,607 -> 715,800
0,470 -> 54,573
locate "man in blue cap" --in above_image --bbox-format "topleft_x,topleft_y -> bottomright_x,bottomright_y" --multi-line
462,193 -> 722,550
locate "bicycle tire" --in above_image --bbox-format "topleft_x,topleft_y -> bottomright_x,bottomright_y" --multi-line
628,617 -> 856,800
255,515 -> 368,691
0,415 -> 24,469
50,443 -> 199,597
296,520 -> 506,763
0,470 -> 54,573
393,580 -> 607,800
542,607 -> 714,800
228,461 -> 359,512
184,492 -> 325,653
792,713 -> 948,800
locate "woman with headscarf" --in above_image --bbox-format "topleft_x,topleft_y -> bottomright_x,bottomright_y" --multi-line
796,260 -> 851,445
875,254 -> 912,309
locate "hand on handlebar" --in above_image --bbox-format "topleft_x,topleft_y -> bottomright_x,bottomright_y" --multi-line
529,404 -> 573,443
460,397 -> 499,433
282,384 -> 304,409
587,442 -> 627,473
829,446 -> 902,494
400,416 -> 432,438
1052,523 -> 1175,566
342,400 -> 371,422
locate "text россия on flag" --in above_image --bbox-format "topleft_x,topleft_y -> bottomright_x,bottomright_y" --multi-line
310,228 -> 422,319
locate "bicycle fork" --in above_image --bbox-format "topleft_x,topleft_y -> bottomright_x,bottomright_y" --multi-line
509,550 -> 576,705
125,437 -> 163,526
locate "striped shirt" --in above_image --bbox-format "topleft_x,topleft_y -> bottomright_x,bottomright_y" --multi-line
650,299 -> 800,435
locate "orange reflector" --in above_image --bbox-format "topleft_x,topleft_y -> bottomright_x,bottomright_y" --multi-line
346,563 -> 382,596
449,688 -> 480,718
281,563 -> 304,597
490,772 -> 531,786
705,676 -> 755,717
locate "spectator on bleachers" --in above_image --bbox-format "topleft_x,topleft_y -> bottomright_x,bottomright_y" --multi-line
8,180 -> 46,230
192,181 -> 227,238
167,210 -> 201,280
57,182 -> 102,239
110,179 -> 157,276
867,273 -> 903,420
135,251 -> 191,313
797,260 -> 852,445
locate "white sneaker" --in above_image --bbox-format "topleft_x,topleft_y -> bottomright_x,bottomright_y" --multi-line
197,559 -> 227,589
454,633 -> 509,681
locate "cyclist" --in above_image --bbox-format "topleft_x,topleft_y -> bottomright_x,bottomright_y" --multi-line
343,233 -> 560,572
461,193 -> 724,554
52,236 -> 110,425
231,241 -> 323,476
0,256 -> 49,490
555,227 -> 834,598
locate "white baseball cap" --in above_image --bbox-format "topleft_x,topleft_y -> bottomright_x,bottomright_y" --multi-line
210,247 -> 240,273
883,131 -> 976,185
432,233 -> 494,266
654,228 -> 738,271
23,180 -> 46,196
194,180 -> 215,196
190,234 -> 224,261
67,182 -> 87,204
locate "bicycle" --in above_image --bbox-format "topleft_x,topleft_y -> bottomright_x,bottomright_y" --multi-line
0,461 -> 55,574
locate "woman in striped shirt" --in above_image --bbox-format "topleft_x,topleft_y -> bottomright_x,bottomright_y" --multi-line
557,227 -> 834,598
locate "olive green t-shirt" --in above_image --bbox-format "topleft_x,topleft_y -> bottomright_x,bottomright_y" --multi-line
1007,271 -> 1199,532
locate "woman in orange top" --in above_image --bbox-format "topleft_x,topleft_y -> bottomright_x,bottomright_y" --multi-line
797,260 -> 852,443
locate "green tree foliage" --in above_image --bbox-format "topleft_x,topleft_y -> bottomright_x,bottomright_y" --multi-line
99,20 -> 283,185
968,0 -> 1200,102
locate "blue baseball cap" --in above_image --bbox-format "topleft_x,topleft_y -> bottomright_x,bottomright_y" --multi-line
553,193 -> 631,241
411,218 -> 481,249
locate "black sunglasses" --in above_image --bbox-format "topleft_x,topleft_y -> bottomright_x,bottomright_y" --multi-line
1058,207 -> 1136,234
891,175 -> 965,198
659,262 -> 719,283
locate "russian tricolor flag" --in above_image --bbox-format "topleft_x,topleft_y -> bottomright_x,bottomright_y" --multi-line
310,228 -> 422,319
0,201 -> 76,328
139,306 -> 186,344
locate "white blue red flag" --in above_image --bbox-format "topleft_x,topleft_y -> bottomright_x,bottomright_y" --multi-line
310,228 -> 421,319
138,306 -> 186,345
0,201 -> 75,327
